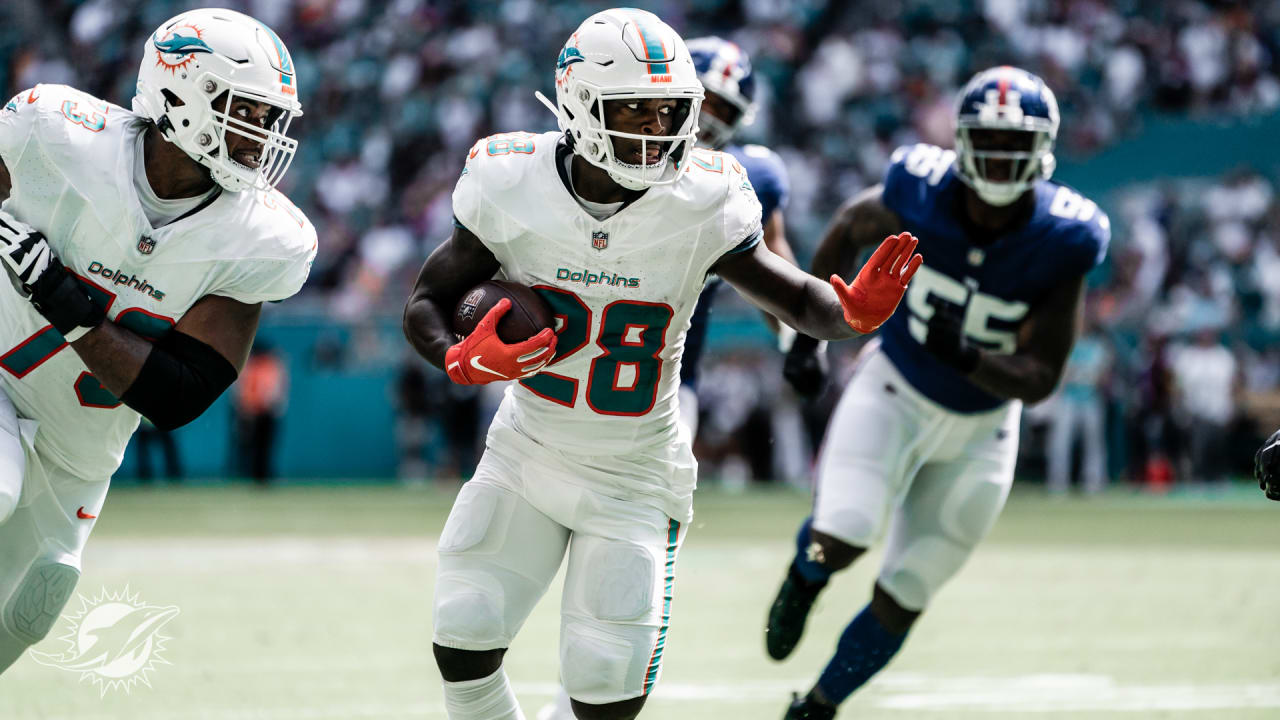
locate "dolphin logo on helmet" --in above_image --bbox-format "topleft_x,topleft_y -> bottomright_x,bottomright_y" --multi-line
535,8 -> 704,191
133,8 -> 302,194
153,35 -> 213,57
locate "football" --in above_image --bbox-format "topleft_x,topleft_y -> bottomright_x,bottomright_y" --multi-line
452,279 -> 554,343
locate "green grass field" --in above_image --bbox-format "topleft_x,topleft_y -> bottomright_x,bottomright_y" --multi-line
1,484 -> 1278,719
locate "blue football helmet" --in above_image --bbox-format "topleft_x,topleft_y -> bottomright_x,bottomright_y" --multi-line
687,36 -> 756,149
954,66 -> 1060,206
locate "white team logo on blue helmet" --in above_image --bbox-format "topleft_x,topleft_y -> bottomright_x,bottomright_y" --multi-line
954,66 -> 1059,206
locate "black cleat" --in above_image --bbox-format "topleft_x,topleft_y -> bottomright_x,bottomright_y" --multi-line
783,692 -> 837,720
765,562 -> 826,660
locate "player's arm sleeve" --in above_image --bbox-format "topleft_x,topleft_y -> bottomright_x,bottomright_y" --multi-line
452,150 -> 486,237
753,151 -> 791,220
214,228 -> 318,304
0,88 -> 41,180
879,145 -> 921,219
719,162 -> 765,261
1076,210 -> 1112,275
451,139 -> 511,257
120,331 -> 238,431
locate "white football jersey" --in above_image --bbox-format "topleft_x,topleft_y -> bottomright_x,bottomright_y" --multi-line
0,84 -> 316,479
453,131 -> 762,521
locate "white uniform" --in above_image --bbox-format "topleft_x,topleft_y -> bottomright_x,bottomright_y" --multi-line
434,131 -> 761,703
0,84 -> 314,655
812,342 -> 1019,611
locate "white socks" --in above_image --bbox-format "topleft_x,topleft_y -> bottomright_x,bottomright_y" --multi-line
443,668 -> 527,720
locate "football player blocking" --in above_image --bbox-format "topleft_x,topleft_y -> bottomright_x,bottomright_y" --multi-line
770,67 -> 1110,719
402,9 -> 921,720
0,9 -> 314,673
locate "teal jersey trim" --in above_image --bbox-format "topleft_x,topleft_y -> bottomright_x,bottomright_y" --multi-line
721,230 -> 763,259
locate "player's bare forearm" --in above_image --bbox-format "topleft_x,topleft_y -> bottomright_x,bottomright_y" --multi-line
810,185 -> 901,282
967,353 -> 1062,404
68,294 -> 258,397
403,226 -> 501,368
69,322 -> 153,396
403,286 -> 454,368
966,275 -> 1085,403
758,210 -> 796,333
715,242 -> 858,341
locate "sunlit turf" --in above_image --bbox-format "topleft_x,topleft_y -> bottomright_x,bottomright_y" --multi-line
2,483 -> 1277,719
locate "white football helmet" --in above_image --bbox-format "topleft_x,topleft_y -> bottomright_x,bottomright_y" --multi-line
540,8 -> 703,190
133,8 -> 302,193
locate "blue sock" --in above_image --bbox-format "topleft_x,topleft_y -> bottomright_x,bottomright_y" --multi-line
792,516 -> 832,585
815,604 -> 908,705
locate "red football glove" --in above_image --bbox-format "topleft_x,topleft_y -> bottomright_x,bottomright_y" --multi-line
445,299 -> 557,385
831,232 -> 924,334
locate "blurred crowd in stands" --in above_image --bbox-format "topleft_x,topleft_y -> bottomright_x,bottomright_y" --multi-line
6,0 -> 1280,488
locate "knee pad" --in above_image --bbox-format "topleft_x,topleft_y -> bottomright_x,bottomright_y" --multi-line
939,480 -> 1007,546
560,625 -> 639,705
3,562 -> 79,645
433,572 -> 506,649
582,543 -> 654,623
878,536 -> 964,612
0,485 -> 16,526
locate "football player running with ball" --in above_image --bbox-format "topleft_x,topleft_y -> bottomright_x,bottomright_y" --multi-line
0,8 -> 314,674
402,9 -> 921,720
535,33 -> 803,720
770,67 -> 1110,719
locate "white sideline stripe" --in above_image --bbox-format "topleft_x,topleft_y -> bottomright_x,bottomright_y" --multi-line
88,537 -> 437,569
871,673 -> 1280,712
32,705 -> 444,720
32,676 -> 1280,719
517,674 -> 1280,711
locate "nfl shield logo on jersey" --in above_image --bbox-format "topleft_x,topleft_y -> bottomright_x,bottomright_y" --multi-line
137,235 -> 156,255
592,230 -> 609,251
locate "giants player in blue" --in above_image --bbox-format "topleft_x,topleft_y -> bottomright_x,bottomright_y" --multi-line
769,67 -> 1110,719
677,36 -> 797,433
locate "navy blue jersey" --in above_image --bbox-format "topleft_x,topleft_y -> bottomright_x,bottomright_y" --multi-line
727,143 -> 789,221
680,143 -> 790,389
878,143 -> 1110,413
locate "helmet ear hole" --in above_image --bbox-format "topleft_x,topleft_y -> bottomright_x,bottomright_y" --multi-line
160,89 -> 184,109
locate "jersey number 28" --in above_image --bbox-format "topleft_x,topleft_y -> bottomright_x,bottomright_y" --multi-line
519,287 -> 673,416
